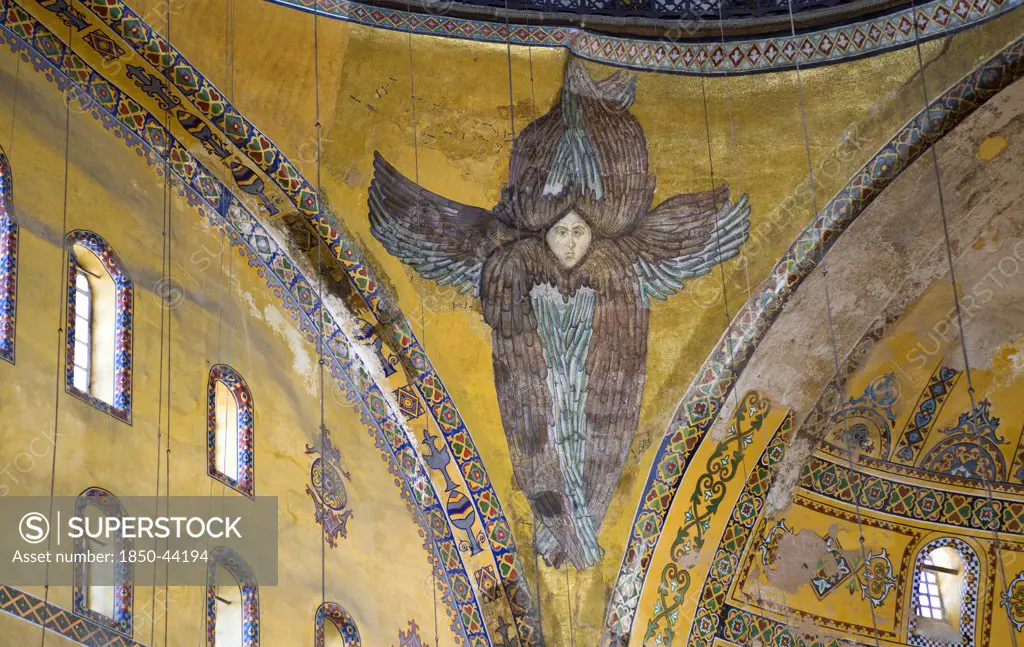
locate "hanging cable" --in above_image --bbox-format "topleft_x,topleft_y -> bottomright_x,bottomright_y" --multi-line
904,3 -> 1019,644
312,0 -> 330,627
784,0 -> 882,643
700,5 -> 777,633
40,20 -> 75,647
403,3 -> 441,644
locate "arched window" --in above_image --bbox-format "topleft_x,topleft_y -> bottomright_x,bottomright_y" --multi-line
314,602 -> 361,647
0,147 -> 17,363
207,365 -> 254,497
206,547 -> 258,647
909,537 -> 980,646
72,487 -> 133,635
65,231 -> 132,423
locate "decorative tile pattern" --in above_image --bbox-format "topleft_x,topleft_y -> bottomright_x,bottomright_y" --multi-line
64,230 -> 133,424
305,426 -> 354,547
0,6 -> 499,644
891,366 -> 960,464
206,547 -> 259,647
260,0 -> 1020,75
1001,571 -> 1024,632
0,146 -> 15,364
859,548 -> 897,608
72,487 -> 133,635
908,537 -> 980,647
920,400 -> 1007,482
799,453 -> 1024,533
315,601 -> 361,646
685,412 -> 791,647
0,585 -> 143,647
395,620 -> 426,647
207,364 -> 255,497
644,391 -> 770,646
607,34 -> 1024,645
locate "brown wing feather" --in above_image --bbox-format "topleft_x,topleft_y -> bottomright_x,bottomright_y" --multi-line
368,152 -> 515,296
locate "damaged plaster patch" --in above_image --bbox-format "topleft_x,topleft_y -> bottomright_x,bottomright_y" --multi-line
763,432 -> 814,519
913,617 -> 962,643
239,288 -> 319,396
764,529 -> 837,594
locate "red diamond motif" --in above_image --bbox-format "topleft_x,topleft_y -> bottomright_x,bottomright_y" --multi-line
729,47 -> 744,66
932,5 -> 951,23
763,42 -> 779,61
800,38 -> 815,58
782,41 -> 797,59
679,47 -> 691,64
974,0 -> 989,11
818,35 -> 834,54
897,16 -> 914,36
851,28 -> 866,46
835,32 -> 850,49
867,24 -> 882,41
747,44 -> 762,64
953,0 -> 971,17
883,21 -> 897,39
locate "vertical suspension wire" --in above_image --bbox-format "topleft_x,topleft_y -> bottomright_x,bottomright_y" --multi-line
40,19 -> 75,647
783,0 -> 882,643
700,8 -> 776,629
161,0 -> 175,642
312,0 -> 329,623
905,4 -> 1019,643
403,6 -> 441,645
151,0 -> 175,640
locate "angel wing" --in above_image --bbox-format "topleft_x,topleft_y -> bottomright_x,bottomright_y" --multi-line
621,185 -> 752,305
367,152 -> 515,298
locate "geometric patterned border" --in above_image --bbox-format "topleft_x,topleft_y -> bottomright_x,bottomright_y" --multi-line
0,585 -> 143,647
0,3 -> 500,644
207,364 -> 256,498
605,33 -> 1024,646
800,454 -> 1024,535
0,144 -> 15,364
64,229 -> 134,425
262,0 -> 1021,75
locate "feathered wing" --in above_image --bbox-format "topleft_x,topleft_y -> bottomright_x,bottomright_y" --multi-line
621,185 -> 752,305
367,152 -> 515,297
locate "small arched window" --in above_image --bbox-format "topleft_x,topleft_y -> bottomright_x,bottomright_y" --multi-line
0,147 -> 17,363
206,547 -> 258,647
909,537 -> 979,646
72,487 -> 133,635
65,231 -> 132,423
314,602 -> 361,647
207,365 -> 254,497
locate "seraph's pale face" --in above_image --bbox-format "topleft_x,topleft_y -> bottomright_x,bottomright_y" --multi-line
545,211 -> 592,269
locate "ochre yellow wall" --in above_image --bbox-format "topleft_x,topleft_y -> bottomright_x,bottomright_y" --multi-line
113,2 -> 1024,642
0,37 -> 458,647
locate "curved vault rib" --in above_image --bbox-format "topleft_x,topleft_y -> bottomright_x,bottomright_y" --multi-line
66,0 -> 539,644
604,32 -> 1024,647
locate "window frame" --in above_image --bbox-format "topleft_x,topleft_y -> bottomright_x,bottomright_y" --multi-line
908,537 -> 980,647
207,365 -> 255,497
72,487 -> 133,635
205,547 -> 259,647
64,230 -> 133,424
314,601 -> 361,647
0,147 -> 17,364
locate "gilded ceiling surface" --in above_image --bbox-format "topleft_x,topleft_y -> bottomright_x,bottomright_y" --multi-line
0,0 -> 1022,645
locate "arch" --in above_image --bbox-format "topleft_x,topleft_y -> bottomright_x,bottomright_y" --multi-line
72,487 -> 133,635
206,547 -> 259,647
64,230 -> 133,423
908,537 -> 981,647
0,146 -> 16,363
314,601 -> 361,647
207,364 -> 255,497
